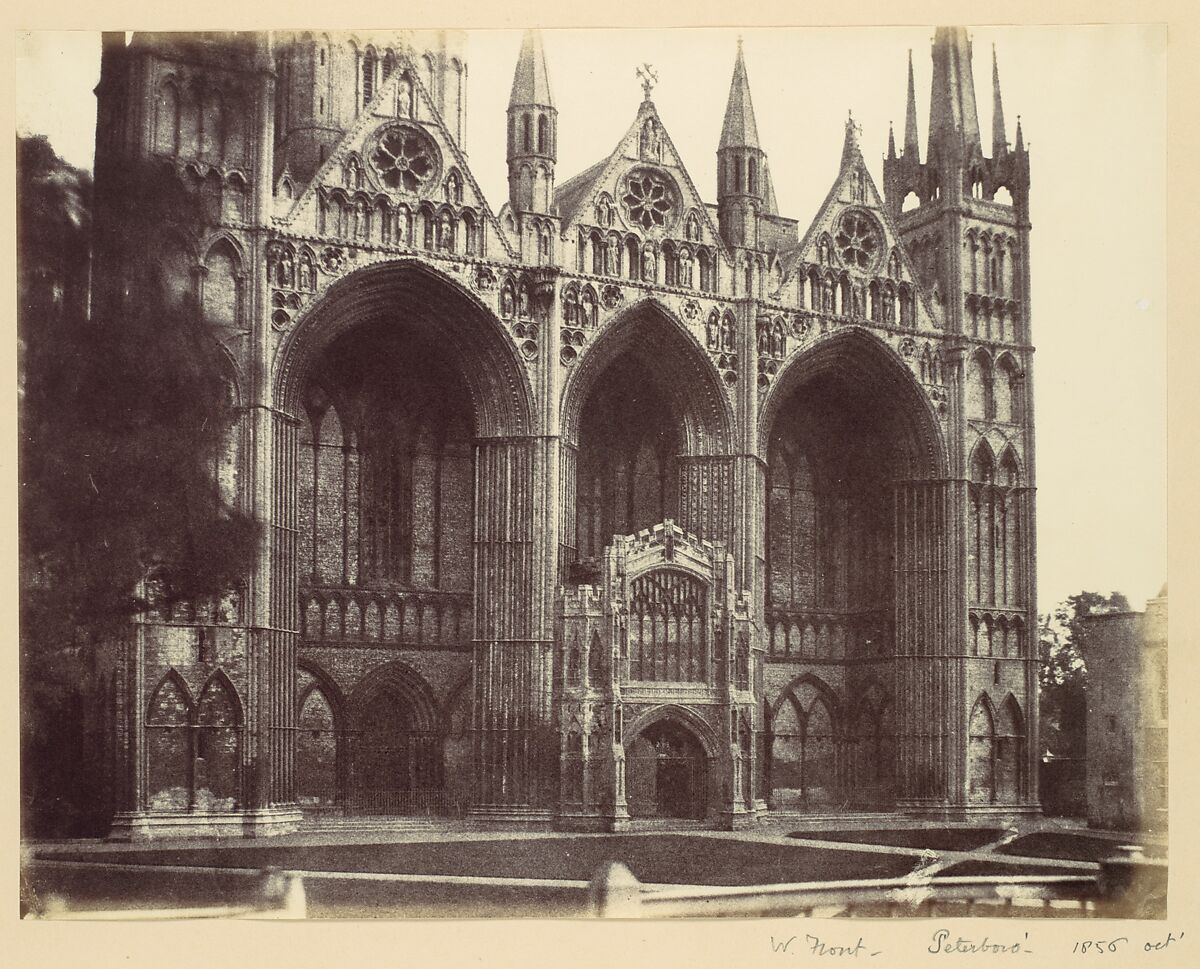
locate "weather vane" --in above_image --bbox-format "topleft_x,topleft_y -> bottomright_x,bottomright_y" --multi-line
637,63 -> 659,99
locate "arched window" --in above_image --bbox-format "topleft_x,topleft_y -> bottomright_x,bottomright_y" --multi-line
734,155 -> 744,193
748,155 -> 758,195
200,90 -> 223,161
362,51 -> 377,106
537,114 -> 548,154
194,675 -> 242,810
522,113 -> 532,152
146,672 -> 193,811
590,230 -> 605,275
663,242 -> 677,286
203,240 -> 240,327
966,351 -> 995,420
968,698 -> 996,803
155,81 -> 181,155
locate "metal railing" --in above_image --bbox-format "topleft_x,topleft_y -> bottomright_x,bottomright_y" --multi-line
587,862 -> 1105,918
27,868 -> 307,920
298,788 -> 465,818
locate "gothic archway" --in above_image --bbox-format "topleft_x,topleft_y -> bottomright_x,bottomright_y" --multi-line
769,674 -> 841,810
270,260 -> 548,813
560,299 -> 734,580
624,709 -> 715,820
345,661 -> 441,815
759,329 -> 948,801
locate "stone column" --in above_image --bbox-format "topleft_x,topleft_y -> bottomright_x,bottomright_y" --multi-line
470,436 -> 555,820
243,40 -> 301,835
893,477 -> 963,812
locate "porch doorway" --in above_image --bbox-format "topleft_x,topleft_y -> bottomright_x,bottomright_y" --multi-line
627,719 -> 709,820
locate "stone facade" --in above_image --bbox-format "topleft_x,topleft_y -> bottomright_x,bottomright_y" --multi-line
1079,589 -> 1169,832
91,26 -> 1038,838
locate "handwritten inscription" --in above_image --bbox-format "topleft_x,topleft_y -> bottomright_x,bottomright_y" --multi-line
770,935 -> 881,958
929,930 -> 1032,955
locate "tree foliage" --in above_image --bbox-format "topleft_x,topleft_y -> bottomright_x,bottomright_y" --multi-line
20,138 -> 259,646
19,135 -> 259,834
1038,590 -> 1131,761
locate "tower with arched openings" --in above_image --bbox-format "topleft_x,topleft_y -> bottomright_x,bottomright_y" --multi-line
89,26 -> 1037,839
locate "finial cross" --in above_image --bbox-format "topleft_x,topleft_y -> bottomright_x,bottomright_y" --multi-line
637,63 -> 659,99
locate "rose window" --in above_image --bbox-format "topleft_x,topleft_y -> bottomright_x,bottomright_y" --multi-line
622,170 -> 675,230
835,210 -> 882,270
370,125 -> 439,194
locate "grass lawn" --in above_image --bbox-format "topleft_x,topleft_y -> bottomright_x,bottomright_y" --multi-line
788,828 -> 1006,852
999,832 -> 1166,863
41,835 -> 921,887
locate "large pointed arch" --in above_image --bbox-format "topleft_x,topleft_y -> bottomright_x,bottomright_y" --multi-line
560,297 -> 733,455
346,659 -> 441,734
759,327 -> 946,477
274,259 -> 533,438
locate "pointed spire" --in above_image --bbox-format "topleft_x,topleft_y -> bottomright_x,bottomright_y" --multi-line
509,29 -> 553,108
1015,114 -> 1025,153
992,44 -> 1008,157
887,121 -> 897,160
720,37 -> 761,150
904,50 -> 920,159
928,26 -> 982,160
841,109 -> 864,169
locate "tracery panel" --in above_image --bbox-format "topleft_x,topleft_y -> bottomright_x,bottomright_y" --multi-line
628,569 -> 708,683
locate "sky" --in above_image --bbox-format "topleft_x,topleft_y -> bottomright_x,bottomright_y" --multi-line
15,26 -> 1168,612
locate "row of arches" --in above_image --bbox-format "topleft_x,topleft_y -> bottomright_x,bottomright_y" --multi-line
970,612 -> 1027,658
968,692 -> 1028,804
966,350 -> 1024,424
145,670 -> 243,812
795,265 -> 916,324
297,358 -> 473,591
295,661 -> 470,814
968,440 -> 1026,608
316,191 -> 483,256
966,228 -> 1019,298
577,228 -> 719,292
156,232 -> 244,330
153,77 -> 251,168
766,676 -> 895,807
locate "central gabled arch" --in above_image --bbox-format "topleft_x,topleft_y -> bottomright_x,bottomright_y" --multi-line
561,298 -> 734,571
560,297 -> 733,455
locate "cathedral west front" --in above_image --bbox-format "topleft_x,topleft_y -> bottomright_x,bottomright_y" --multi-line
90,27 -> 1038,838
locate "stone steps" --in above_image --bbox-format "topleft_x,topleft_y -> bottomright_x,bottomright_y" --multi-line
299,815 -> 441,835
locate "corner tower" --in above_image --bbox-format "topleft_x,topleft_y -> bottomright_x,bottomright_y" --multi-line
507,29 -> 557,214
883,28 -> 1030,327
884,28 -> 1039,817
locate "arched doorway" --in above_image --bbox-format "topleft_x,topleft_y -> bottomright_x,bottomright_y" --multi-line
346,663 -> 441,815
626,718 -> 710,819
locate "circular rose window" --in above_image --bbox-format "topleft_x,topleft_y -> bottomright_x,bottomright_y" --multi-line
622,169 -> 676,231
835,210 -> 882,270
369,124 -> 440,194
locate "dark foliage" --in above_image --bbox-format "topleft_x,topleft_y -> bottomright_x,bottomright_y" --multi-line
19,135 -> 259,835
1038,591 -> 1130,760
